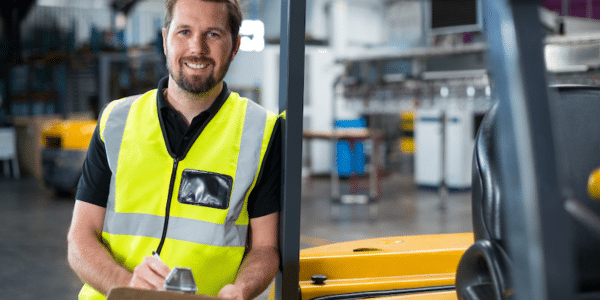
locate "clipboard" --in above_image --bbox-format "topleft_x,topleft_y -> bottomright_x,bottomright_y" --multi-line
106,287 -> 223,300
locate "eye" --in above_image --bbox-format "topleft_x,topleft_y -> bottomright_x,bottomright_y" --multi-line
179,29 -> 190,35
208,32 -> 221,38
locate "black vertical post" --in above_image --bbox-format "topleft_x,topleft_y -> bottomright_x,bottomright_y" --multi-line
275,0 -> 305,300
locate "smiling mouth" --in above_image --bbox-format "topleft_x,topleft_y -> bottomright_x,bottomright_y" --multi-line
185,62 -> 208,70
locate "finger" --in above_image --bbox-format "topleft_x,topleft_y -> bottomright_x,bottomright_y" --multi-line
148,257 -> 171,277
136,272 -> 164,289
134,259 -> 169,289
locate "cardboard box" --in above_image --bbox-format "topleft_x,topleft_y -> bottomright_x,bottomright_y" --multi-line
13,115 -> 61,178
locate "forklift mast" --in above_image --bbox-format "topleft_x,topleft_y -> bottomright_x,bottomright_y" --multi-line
275,0 -> 306,300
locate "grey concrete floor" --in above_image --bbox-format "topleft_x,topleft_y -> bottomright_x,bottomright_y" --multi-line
0,172 -> 472,299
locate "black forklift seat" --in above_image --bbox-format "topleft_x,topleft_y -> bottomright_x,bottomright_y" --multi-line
455,86 -> 600,300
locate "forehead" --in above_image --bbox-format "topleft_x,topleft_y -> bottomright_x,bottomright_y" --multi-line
171,0 -> 229,30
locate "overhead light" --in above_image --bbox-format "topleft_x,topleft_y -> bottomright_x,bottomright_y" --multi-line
239,20 -> 265,52
440,86 -> 449,98
115,12 -> 127,31
467,86 -> 475,98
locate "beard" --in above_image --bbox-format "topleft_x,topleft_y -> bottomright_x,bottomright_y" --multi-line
166,51 -> 234,95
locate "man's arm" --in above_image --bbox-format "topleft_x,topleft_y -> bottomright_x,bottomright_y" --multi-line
218,212 -> 280,300
67,200 -> 170,295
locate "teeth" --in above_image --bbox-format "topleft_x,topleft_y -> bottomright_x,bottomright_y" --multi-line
186,62 -> 207,69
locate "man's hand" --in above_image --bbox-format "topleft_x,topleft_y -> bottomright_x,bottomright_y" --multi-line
218,284 -> 245,300
128,256 -> 171,290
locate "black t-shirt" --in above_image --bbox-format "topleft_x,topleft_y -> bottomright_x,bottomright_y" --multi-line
75,77 -> 281,218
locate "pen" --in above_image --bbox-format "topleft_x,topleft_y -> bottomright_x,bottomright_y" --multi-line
152,251 -> 163,263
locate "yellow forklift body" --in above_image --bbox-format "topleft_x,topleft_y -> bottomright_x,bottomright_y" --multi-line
589,168 -> 600,200
41,119 -> 96,150
270,233 -> 472,300
360,290 -> 457,300
40,119 -> 97,193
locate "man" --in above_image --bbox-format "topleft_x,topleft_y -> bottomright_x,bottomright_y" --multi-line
67,1 -> 281,299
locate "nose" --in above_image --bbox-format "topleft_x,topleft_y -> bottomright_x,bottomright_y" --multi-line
189,33 -> 209,56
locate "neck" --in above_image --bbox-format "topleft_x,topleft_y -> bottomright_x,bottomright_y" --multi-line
165,78 -> 223,125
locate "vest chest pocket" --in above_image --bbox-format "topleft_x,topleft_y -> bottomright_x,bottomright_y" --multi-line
178,169 -> 233,209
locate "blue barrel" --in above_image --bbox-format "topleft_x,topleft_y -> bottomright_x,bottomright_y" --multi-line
335,119 -> 366,177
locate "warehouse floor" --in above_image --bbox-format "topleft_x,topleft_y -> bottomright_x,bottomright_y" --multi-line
0,172 -> 472,299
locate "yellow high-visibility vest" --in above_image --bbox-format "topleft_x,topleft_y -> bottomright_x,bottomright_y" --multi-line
78,89 -> 278,299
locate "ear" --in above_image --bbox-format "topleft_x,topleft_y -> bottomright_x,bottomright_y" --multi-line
162,28 -> 168,56
231,34 -> 242,60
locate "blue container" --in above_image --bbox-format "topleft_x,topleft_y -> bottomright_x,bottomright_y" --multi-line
335,119 -> 366,177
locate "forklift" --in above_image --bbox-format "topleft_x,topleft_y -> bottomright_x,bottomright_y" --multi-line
272,0 -> 600,299
41,118 -> 96,195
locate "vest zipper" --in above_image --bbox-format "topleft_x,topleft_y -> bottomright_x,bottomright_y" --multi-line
156,157 -> 180,255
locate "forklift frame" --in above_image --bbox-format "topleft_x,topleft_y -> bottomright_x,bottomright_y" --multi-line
274,0 -> 597,299
275,0 -> 306,299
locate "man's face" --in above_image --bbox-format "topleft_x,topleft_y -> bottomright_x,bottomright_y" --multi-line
163,0 -> 239,94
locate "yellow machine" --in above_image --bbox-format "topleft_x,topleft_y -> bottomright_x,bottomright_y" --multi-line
399,111 -> 415,155
271,233 -> 472,300
589,168 -> 600,200
41,119 -> 96,194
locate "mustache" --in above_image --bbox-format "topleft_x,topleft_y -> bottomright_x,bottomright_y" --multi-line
181,56 -> 215,65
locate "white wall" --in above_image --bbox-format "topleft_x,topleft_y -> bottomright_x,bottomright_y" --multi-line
304,47 -> 348,174
386,1 -> 425,49
330,0 -> 387,55
225,51 -> 264,89
124,1 -> 165,46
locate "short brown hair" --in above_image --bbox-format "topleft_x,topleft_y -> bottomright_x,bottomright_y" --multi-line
164,0 -> 242,44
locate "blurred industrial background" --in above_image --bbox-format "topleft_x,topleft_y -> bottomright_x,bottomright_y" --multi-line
1,0 -> 600,298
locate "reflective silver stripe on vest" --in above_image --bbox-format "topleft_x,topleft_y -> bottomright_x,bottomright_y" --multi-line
103,95 -> 138,214
224,100 -> 267,245
102,95 -> 268,248
103,213 -> 249,246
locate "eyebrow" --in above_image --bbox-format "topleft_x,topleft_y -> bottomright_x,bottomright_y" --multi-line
207,27 -> 228,34
172,24 -> 228,34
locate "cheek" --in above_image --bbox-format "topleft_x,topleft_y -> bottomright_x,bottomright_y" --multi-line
167,45 -> 185,65
166,37 -> 183,55
217,44 -> 234,62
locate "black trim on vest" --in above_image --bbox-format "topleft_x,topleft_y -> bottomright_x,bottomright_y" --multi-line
156,77 -> 175,158
156,158 -> 180,255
